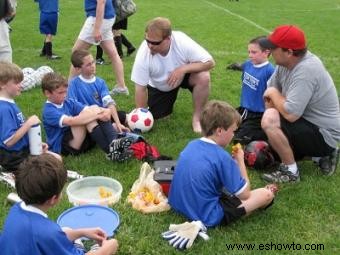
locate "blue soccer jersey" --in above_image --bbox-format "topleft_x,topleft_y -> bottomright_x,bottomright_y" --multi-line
85,0 -> 115,19
240,60 -> 275,113
0,98 -> 29,151
0,203 -> 84,255
68,75 -> 115,108
36,0 -> 58,13
168,138 -> 247,227
42,99 -> 85,153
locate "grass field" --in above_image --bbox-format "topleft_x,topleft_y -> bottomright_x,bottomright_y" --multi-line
1,0 -> 340,254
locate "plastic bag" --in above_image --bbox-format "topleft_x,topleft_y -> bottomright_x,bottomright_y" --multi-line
127,162 -> 170,213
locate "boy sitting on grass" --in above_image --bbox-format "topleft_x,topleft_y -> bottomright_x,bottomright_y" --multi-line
41,72 -> 133,162
0,61 -> 60,172
68,49 -> 129,133
0,154 -> 118,254
169,100 -> 277,227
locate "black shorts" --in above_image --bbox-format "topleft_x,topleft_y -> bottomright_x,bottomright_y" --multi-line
61,128 -> 96,156
220,191 -> 246,225
113,18 -> 128,30
234,107 -> 266,144
280,117 -> 334,160
147,73 -> 192,119
116,110 -> 127,124
0,148 -> 29,172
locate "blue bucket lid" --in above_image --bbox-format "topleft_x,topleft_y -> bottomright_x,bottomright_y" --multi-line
57,204 -> 120,237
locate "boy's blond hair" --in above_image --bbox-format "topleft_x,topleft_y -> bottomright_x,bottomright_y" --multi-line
41,72 -> 68,93
0,61 -> 23,86
145,17 -> 172,38
200,100 -> 241,137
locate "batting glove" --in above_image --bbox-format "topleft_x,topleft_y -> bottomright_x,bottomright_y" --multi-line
161,220 -> 209,250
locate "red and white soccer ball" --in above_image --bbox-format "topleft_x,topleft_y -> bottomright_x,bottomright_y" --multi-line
127,108 -> 154,133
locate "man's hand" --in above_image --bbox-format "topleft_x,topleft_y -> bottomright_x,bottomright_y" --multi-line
167,67 -> 185,88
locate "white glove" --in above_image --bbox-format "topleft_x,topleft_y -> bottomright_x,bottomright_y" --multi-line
161,221 -> 209,249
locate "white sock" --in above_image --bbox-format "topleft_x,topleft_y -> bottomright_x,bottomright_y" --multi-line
287,163 -> 298,174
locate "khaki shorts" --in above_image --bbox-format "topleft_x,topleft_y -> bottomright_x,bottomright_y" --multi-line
78,16 -> 115,45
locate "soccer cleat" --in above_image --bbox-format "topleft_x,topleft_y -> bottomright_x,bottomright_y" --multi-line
46,54 -> 61,60
318,147 -> 339,176
96,57 -> 105,65
262,164 -> 300,183
107,137 -> 134,162
127,47 -> 136,56
110,85 -> 129,96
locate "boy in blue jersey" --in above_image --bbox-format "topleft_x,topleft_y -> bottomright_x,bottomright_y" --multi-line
41,72 -> 133,162
68,49 -> 129,133
0,62 -> 60,172
0,154 -> 119,254
234,36 -> 275,145
69,0 -> 128,95
169,100 -> 277,227
34,0 -> 60,59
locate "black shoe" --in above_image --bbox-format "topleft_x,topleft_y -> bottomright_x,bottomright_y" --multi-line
96,58 -> 105,65
46,54 -> 61,60
127,47 -> 136,56
319,147 -> 339,176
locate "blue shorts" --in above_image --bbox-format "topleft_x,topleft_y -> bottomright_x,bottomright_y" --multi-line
40,12 -> 58,35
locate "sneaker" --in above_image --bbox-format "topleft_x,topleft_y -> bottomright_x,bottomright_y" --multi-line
96,57 -> 105,65
0,172 -> 16,188
262,164 -> 300,183
318,147 -> 339,176
110,85 -> 129,96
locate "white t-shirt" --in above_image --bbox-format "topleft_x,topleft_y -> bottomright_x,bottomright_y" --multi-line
131,31 -> 213,92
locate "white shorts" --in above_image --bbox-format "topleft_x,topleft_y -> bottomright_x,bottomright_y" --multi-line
0,19 -> 12,62
78,16 -> 115,45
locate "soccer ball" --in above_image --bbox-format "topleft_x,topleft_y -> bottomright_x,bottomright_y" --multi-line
127,108 -> 154,133
22,67 -> 35,77
244,140 -> 275,170
21,75 -> 37,91
34,66 -> 54,85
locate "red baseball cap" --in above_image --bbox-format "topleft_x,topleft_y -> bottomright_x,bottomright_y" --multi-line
260,25 -> 306,50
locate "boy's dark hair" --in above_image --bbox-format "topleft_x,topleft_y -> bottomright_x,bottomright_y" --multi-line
41,72 -> 68,93
250,36 -> 270,52
15,154 -> 67,205
200,100 -> 241,137
0,61 -> 23,85
71,49 -> 91,68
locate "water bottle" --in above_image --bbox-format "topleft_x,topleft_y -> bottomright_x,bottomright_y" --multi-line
28,124 -> 42,155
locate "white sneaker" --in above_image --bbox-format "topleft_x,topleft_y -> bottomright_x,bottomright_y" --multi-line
110,85 -> 129,96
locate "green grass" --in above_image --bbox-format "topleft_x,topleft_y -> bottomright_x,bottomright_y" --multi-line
1,0 -> 340,254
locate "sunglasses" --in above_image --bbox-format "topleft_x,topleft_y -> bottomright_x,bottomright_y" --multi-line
145,38 -> 165,46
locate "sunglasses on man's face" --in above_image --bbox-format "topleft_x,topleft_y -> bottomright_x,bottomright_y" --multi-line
145,38 -> 165,46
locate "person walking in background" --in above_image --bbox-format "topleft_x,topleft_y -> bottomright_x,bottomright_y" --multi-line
131,17 -> 215,133
70,0 -> 129,95
260,25 -> 340,183
96,17 -> 135,65
0,0 -> 16,62
35,0 -> 61,59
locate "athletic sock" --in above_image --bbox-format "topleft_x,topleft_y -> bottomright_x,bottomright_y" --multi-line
287,163 -> 298,174
97,120 -> 117,141
89,125 -> 110,153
